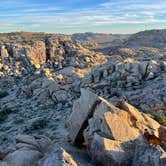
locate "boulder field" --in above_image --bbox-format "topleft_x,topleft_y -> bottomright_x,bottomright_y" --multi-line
0,89 -> 166,166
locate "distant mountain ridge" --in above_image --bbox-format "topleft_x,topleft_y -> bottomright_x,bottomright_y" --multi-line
125,29 -> 166,48
72,32 -> 130,44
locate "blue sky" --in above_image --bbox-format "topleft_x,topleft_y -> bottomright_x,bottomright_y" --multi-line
0,0 -> 165,34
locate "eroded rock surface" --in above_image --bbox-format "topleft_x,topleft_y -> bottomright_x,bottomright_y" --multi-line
0,135 -> 92,166
68,89 -> 166,166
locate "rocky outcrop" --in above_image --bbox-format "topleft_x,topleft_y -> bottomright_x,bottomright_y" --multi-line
67,89 -> 166,166
0,134 -> 93,166
125,29 -> 166,48
0,135 -> 51,166
26,41 -> 46,67
82,59 -> 166,116
0,35 -> 107,78
0,33 -> 108,149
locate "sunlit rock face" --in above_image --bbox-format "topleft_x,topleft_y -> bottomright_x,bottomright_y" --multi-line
67,89 -> 166,166
82,59 -> 166,116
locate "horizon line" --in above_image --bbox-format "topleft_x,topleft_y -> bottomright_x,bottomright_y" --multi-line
0,28 -> 165,35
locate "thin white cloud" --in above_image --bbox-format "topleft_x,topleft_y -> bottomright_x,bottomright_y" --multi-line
0,0 -> 165,33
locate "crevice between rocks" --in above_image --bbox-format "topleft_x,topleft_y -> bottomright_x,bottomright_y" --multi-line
74,99 -> 102,147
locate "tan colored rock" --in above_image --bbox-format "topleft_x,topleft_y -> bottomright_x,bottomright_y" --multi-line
68,90 -> 166,165
90,133 -> 134,166
104,111 -> 141,142
0,63 -> 3,70
84,99 -> 161,145
117,101 -> 161,137
0,45 -> 9,59
39,147 -> 78,166
26,41 -> 46,67
83,97 -> 119,145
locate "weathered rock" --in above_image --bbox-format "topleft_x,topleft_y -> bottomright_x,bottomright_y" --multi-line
1,30 -> 166,166
158,126 -> 166,142
0,45 -> 9,59
116,101 -> 161,137
53,90 -> 70,103
2,149 -> 42,166
0,135 -> 54,166
68,90 -> 166,165
90,133 -> 134,166
67,89 -> 100,145
26,41 -> 46,67
160,153 -> 166,166
84,99 -> 162,147
83,97 -> 119,145
15,135 -> 40,149
39,147 -> 78,166
131,143 -> 161,166
0,148 -> 15,160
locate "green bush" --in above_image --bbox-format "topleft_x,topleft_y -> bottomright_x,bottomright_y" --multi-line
0,91 -> 9,99
155,115 -> 166,126
0,108 -> 13,122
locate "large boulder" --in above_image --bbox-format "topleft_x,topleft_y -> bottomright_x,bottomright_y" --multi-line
67,89 -> 100,145
2,149 -> 42,166
84,99 -> 161,146
90,133 -> 134,166
0,135 -> 52,166
68,89 -> 166,166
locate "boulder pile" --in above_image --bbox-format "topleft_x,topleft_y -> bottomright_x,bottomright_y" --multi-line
0,134 -> 92,166
67,89 -> 166,165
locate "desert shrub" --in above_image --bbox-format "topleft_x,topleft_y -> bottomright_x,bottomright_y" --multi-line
30,118 -> 47,130
0,108 -> 13,121
14,117 -> 24,124
0,91 -> 9,99
155,115 -> 166,126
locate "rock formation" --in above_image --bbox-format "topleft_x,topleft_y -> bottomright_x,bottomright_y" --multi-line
67,89 -> 166,166
0,29 -> 166,165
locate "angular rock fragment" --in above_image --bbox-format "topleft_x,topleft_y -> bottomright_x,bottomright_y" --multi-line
90,133 -> 134,166
67,89 -> 101,145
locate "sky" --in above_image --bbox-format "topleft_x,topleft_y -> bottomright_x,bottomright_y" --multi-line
0,0 -> 165,34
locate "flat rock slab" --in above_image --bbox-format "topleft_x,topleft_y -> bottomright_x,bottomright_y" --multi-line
67,89 -> 100,145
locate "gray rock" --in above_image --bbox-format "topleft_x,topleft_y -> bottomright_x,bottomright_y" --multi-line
160,153 -> 166,166
3,149 -> 42,166
67,88 -> 100,145
131,143 -> 161,166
